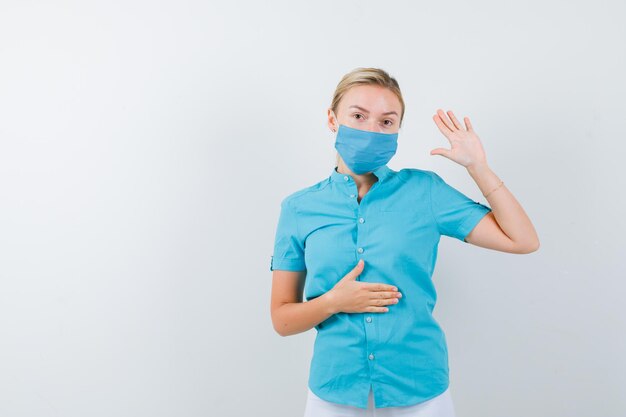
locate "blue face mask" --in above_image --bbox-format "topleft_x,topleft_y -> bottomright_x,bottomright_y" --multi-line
333,117 -> 399,174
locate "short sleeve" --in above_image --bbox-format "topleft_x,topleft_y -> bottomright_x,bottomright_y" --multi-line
429,171 -> 492,242
269,198 -> 306,271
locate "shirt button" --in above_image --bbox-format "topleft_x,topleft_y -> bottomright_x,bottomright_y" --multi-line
369,353 -> 375,360
357,247 -> 364,254
366,317 -> 372,323
350,194 -> 356,198
343,176 -> 349,181
358,217 -> 364,223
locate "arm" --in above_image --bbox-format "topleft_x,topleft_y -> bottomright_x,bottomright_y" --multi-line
270,262 -> 399,336
270,270 -> 335,337
431,108 -> 540,254
464,163 -> 540,254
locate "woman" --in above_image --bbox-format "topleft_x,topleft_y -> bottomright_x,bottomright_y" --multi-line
269,67 -> 539,417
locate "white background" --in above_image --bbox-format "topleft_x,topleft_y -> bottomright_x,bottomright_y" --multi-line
0,1 -> 624,416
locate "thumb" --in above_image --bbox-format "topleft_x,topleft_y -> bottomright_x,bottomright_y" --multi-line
430,148 -> 451,158
343,259 -> 364,280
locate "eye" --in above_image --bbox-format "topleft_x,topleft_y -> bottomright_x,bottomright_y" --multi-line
353,113 -> 364,120
384,120 -> 393,126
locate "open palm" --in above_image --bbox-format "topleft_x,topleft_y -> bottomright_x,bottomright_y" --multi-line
431,109 -> 487,169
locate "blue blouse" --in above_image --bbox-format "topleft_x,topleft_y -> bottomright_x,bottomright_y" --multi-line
270,164 -> 492,409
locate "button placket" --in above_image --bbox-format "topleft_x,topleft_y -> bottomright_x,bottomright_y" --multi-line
346,179 -> 365,260
345,177 -> 359,207
356,202 -> 376,369
356,217 -> 365,255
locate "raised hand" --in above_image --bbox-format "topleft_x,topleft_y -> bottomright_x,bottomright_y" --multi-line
431,109 -> 488,169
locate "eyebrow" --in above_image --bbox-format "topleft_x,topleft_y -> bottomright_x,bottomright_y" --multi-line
349,105 -> 398,117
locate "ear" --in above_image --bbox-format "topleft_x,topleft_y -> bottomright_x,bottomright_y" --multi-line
327,108 -> 338,132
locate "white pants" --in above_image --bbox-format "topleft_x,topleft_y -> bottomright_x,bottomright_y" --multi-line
303,386 -> 457,417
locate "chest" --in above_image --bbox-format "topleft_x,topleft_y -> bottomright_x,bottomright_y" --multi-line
299,181 -> 438,273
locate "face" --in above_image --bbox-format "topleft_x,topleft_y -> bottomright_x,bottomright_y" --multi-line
328,84 -> 402,134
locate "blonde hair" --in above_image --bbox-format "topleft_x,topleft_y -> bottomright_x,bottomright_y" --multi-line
330,67 -> 405,166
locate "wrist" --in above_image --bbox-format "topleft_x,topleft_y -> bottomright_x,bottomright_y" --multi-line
467,161 -> 491,176
321,290 -> 338,315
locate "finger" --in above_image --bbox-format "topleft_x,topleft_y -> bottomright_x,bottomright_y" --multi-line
367,306 -> 389,313
370,291 -> 402,299
464,116 -> 474,131
365,283 -> 398,292
432,114 -> 453,137
432,114 -> 455,144
436,109 -> 455,131
344,259 -> 364,280
447,110 -> 463,130
370,298 -> 398,307
430,147 -> 451,158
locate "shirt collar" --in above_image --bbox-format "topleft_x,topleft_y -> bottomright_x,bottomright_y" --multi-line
330,164 -> 393,184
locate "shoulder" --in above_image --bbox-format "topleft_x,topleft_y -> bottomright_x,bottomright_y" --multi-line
394,167 -> 438,186
280,177 -> 332,210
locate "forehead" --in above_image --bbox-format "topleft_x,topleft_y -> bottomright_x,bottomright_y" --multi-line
340,84 -> 401,113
